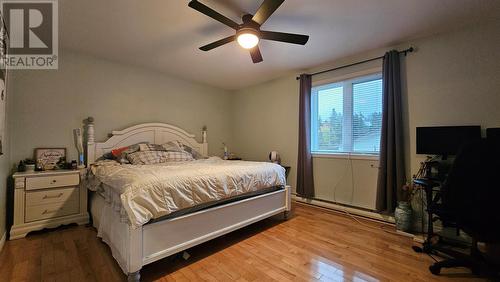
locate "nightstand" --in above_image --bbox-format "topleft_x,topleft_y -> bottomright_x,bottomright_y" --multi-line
281,165 -> 291,181
227,157 -> 242,160
10,170 -> 89,239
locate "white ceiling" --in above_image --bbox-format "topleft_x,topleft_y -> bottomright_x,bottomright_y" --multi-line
59,0 -> 500,90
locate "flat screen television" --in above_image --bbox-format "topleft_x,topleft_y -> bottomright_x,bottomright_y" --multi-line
416,126 -> 481,157
487,128 -> 500,143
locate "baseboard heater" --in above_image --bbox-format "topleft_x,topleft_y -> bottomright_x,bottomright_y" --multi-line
292,194 -> 395,224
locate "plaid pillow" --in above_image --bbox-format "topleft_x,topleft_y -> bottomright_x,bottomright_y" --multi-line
163,140 -> 204,159
181,144 -> 204,159
139,143 -> 166,152
127,151 -> 168,165
165,151 -> 194,162
161,141 -> 184,152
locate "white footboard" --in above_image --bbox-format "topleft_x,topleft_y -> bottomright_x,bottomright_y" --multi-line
124,185 -> 291,280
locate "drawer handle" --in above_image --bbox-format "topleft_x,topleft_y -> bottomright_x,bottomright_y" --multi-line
51,179 -> 57,184
42,208 -> 61,214
43,193 -> 64,199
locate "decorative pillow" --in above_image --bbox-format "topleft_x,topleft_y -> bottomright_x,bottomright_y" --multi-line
139,143 -> 166,152
111,146 -> 130,158
165,151 -> 195,162
97,152 -> 115,161
127,151 -> 169,165
116,143 -> 146,163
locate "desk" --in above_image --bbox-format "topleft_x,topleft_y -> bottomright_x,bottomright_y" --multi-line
281,165 -> 291,180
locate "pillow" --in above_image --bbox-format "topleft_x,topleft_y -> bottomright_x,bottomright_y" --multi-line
181,144 -> 204,160
127,151 -> 194,165
165,151 -> 194,162
95,146 -> 134,162
139,143 -> 166,152
127,151 -> 168,165
111,146 -> 130,158
97,152 -> 115,161
162,140 -> 204,159
161,141 -> 184,152
116,143 -> 145,164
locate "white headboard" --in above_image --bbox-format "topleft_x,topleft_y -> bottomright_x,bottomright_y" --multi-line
85,119 -> 208,165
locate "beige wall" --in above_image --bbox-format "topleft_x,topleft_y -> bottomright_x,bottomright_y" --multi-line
231,75 -> 299,193
405,19 -> 500,169
2,19 -> 499,239
232,19 -> 500,208
9,51 -> 234,163
2,51 -> 234,240
231,72 -> 381,209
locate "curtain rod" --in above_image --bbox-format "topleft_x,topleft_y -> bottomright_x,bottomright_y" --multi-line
295,47 -> 415,80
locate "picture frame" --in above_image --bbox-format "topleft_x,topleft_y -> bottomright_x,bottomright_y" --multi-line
34,148 -> 66,170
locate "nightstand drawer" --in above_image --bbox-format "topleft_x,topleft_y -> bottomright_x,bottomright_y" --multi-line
25,201 -> 79,222
25,174 -> 79,190
25,187 -> 79,207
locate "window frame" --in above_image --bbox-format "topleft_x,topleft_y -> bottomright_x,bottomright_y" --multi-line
310,68 -> 382,159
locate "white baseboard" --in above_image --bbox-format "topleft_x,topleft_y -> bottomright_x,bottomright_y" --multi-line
0,231 -> 6,253
292,197 -> 429,244
293,195 -> 395,224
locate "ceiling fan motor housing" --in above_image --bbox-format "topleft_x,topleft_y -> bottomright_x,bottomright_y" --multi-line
237,27 -> 260,38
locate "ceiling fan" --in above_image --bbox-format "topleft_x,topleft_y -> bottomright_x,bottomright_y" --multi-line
188,0 -> 309,63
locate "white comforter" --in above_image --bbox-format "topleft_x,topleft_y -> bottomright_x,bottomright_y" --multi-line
88,157 -> 286,228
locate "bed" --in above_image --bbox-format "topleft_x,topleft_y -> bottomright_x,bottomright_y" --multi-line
84,121 -> 291,281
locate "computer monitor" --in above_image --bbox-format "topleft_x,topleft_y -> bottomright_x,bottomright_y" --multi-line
416,126 -> 481,157
487,128 -> 500,143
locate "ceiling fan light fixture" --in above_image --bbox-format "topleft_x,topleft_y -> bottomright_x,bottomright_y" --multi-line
237,30 -> 260,49
189,0 -> 309,63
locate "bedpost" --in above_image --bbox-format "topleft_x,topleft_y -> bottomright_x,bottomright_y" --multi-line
84,117 -> 95,166
201,125 -> 208,157
284,185 -> 291,219
127,226 -> 143,282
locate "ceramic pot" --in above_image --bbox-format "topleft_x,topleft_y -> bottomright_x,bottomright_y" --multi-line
395,201 -> 413,232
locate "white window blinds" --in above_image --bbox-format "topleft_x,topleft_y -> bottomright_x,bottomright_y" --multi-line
311,73 -> 383,155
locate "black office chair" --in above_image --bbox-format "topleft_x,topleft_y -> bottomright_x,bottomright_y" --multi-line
428,139 -> 500,276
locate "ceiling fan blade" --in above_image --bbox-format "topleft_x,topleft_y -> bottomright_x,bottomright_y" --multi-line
250,46 -> 263,63
252,0 -> 285,26
260,30 -> 309,45
199,35 -> 236,51
188,0 -> 240,30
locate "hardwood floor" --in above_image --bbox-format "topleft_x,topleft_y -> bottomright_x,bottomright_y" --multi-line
0,202 -> 484,282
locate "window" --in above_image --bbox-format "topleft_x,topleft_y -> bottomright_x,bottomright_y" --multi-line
311,73 -> 382,155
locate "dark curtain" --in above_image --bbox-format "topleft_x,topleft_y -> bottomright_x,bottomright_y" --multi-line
296,74 -> 315,198
376,50 -> 406,213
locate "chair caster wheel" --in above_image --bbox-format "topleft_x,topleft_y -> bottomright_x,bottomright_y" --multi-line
429,264 -> 441,275
412,246 -> 423,253
413,243 -> 431,253
422,243 -> 432,253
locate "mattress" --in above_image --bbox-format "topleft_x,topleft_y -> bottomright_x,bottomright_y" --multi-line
90,186 -> 283,226
88,157 -> 286,228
